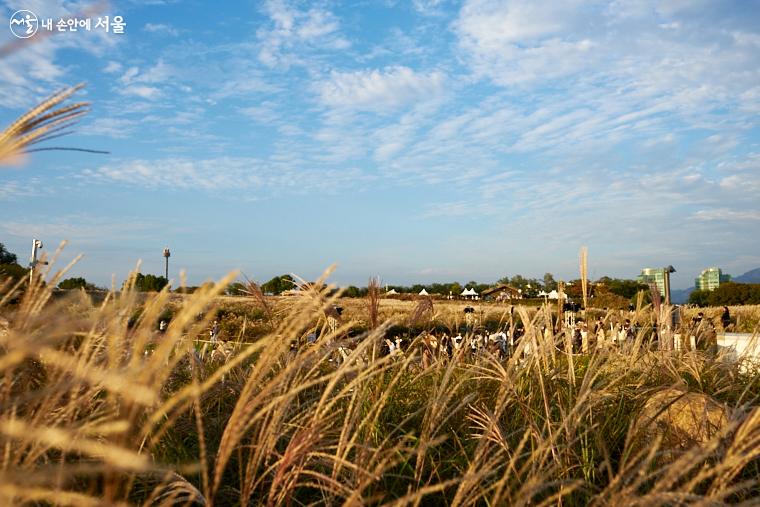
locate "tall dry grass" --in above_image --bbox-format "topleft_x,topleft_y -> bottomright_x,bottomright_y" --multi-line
0,84 -> 106,166
2,257 -> 760,505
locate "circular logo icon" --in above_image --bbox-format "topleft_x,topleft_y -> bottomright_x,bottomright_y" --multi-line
9,10 -> 38,38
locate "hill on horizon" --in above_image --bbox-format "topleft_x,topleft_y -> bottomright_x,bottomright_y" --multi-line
734,268 -> 760,284
671,287 -> 694,305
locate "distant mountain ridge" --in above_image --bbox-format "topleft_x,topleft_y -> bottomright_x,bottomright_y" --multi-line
671,287 -> 694,305
734,268 -> 760,284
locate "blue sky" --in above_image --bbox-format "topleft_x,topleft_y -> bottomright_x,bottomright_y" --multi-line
1,0 -> 759,289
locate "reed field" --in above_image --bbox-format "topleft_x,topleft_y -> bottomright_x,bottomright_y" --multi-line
2,257 -> 760,507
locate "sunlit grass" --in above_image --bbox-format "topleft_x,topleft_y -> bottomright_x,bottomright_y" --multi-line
2,258 -> 760,505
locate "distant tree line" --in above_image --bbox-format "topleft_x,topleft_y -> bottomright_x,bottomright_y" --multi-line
0,242 -> 26,281
13,239 -> 747,306
339,274 -> 648,302
58,277 -> 99,290
689,282 -> 760,307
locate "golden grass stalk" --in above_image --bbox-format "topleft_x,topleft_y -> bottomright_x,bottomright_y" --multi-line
580,246 -> 588,316
367,276 -> 381,330
0,84 -> 107,166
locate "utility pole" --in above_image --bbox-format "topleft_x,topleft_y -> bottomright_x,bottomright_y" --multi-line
29,238 -> 43,285
163,248 -> 171,281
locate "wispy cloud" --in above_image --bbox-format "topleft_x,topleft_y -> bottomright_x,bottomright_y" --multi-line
78,118 -> 138,139
144,23 -> 179,36
692,208 -> 760,222
78,157 -> 374,195
256,0 -> 349,68
0,214 -> 155,243
316,66 -> 445,113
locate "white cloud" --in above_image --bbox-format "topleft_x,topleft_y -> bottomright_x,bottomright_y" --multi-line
119,60 -> 173,85
120,85 -> 161,99
79,118 -> 137,139
317,66 -> 445,112
455,0 -> 760,101
0,0 -> 119,107
79,157 -> 372,195
0,177 -> 48,201
144,23 -> 179,36
115,60 -> 173,100
104,61 -> 123,74
456,0 -> 580,45
692,208 -> 760,222
256,0 -> 349,68
0,214 -> 153,242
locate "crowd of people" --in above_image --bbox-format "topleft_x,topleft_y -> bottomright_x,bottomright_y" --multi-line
188,304 -> 733,368
374,308 -> 729,366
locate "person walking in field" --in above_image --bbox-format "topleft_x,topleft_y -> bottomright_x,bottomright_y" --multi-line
623,319 -> 634,343
210,320 -> 220,344
721,306 -> 731,331
594,317 -> 606,349
580,320 -> 589,354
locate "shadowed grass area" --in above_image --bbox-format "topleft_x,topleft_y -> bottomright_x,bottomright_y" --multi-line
2,259 -> 760,506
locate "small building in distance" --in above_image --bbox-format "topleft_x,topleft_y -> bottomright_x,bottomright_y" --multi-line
695,267 -> 731,291
638,268 -> 668,295
538,289 -> 566,300
481,284 -> 522,301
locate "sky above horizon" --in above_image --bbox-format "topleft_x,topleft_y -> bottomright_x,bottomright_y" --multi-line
1,0 -> 759,290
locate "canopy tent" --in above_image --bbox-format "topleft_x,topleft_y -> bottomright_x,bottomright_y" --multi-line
418,288 -> 429,296
386,288 -> 399,295
461,287 -> 478,299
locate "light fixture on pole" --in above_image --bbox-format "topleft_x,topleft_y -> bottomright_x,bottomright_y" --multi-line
163,248 -> 171,281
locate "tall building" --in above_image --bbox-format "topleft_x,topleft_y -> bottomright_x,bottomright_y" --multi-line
638,268 -> 668,295
695,267 -> 730,291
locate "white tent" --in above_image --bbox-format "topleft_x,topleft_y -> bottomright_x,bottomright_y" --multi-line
461,288 -> 478,299
386,288 -> 399,295
546,290 -> 566,300
418,288 -> 429,296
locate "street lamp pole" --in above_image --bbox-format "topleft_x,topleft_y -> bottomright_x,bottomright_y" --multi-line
163,248 -> 171,281
29,238 -> 43,285
663,265 -> 676,306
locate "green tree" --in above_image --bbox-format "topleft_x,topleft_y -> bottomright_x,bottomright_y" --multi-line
226,282 -> 247,296
448,282 -> 462,297
127,273 -> 168,292
0,242 -> 18,265
342,285 -> 367,298
543,273 -> 557,291
0,262 -> 27,281
58,277 -> 90,290
261,274 -> 295,295
595,277 -> 648,299
706,282 -> 760,306
688,289 -> 710,307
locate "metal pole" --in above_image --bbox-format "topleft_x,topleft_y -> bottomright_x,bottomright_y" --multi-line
663,270 -> 671,306
163,248 -> 170,280
663,265 -> 675,307
29,239 -> 42,285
